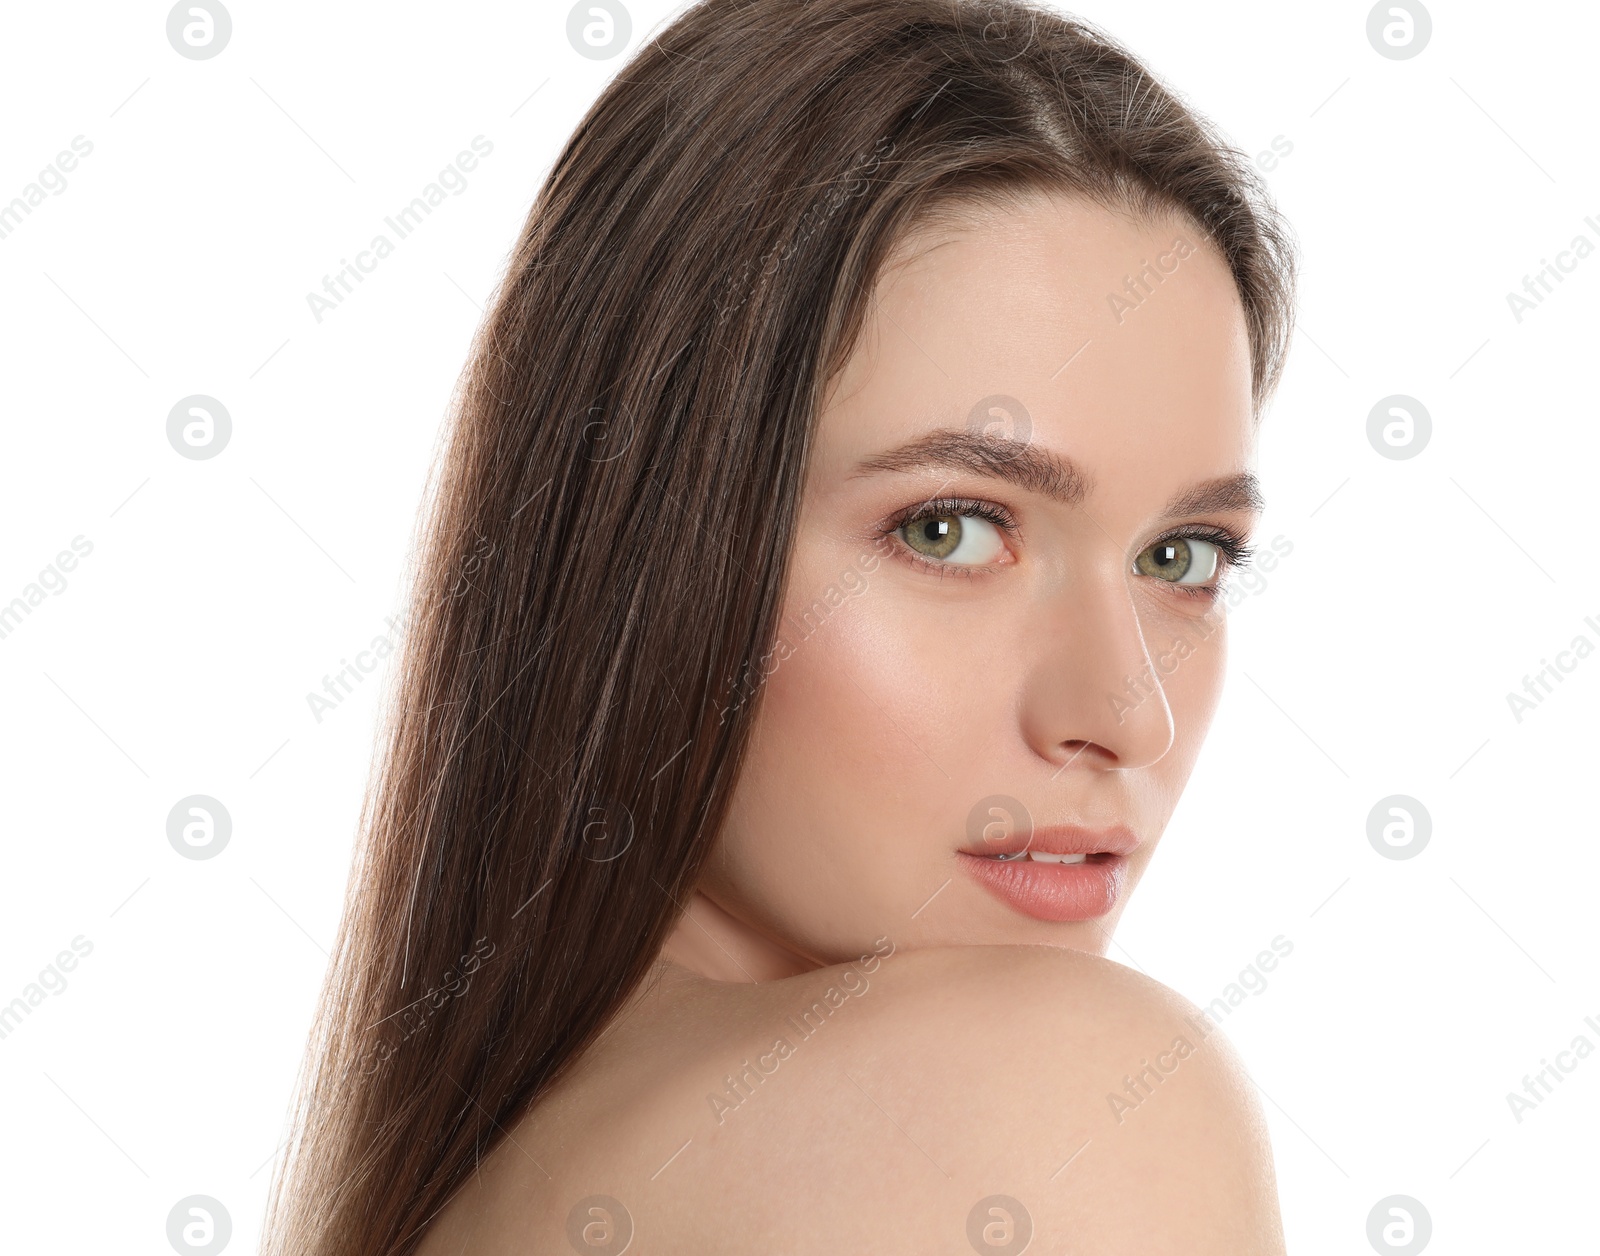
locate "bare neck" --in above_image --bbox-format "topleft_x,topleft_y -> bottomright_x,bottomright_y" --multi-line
657,890 -> 816,982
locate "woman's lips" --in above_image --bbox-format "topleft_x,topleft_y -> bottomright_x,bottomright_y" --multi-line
958,850 -> 1129,921
957,825 -> 1137,921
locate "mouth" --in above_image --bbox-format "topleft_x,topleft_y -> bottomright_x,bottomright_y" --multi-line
985,849 -> 1093,865
958,826 -> 1137,922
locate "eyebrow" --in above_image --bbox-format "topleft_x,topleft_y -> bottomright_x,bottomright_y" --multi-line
850,428 -> 1264,519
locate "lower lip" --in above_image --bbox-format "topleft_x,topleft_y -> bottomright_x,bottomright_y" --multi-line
957,851 -> 1129,922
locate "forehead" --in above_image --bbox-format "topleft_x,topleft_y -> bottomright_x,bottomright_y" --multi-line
815,190 -> 1255,489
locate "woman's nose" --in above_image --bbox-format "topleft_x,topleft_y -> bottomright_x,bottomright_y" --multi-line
1018,569 -> 1177,772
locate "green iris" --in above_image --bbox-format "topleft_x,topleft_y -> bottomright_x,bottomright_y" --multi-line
902,515 -> 963,560
1136,538 -> 1194,582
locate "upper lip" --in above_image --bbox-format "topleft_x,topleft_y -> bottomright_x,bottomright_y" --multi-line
963,824 -> 1140,859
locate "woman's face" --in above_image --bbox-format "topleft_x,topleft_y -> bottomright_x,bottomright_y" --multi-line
696,190 -> 1258,971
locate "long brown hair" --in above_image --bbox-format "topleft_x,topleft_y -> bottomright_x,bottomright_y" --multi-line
260,2 -> 1296,1251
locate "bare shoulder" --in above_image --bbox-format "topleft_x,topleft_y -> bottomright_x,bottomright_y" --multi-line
871,944 -> 1283,1246
418,944 -> 1284,1255
783,943 -> 1285,1252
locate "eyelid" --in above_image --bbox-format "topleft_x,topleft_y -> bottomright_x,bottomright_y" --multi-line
879,495 -> 1021,574
1143,522 -> 1255,569
882,495 -> 1021,539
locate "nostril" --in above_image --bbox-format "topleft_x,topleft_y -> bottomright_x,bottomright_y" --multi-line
1058,740 -> 1094,763
1049,740 -> 1099,776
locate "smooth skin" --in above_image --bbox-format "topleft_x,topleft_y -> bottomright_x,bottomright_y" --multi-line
417,191 -> 1285,1253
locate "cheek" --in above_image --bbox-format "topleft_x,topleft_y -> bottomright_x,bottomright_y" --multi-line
717,563 -> 1010,897
742,594 -> 952,831
1146,609 -> 1229,766
703,589 -> 954,954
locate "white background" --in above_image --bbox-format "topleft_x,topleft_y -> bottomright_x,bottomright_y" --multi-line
0,1 -> 1594,1252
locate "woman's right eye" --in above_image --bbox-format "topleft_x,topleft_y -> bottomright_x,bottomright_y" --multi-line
897,512 -> 1008,566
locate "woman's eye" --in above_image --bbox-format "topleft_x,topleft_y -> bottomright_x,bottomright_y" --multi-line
1134,537 -> 1222,586
898,513 -> 1008,566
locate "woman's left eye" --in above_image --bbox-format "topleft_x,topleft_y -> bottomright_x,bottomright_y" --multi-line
1134,537 -> 1223,586
897,512 -> 1009,566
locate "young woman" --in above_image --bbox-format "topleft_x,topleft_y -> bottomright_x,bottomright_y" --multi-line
262,1 -> 1297,1251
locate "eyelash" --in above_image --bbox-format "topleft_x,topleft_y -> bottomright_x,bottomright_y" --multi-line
879,496 -> 1021,579
1146,524 -> 1256,601
885,496 -> 1021,537
879,498 -> 1256,594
